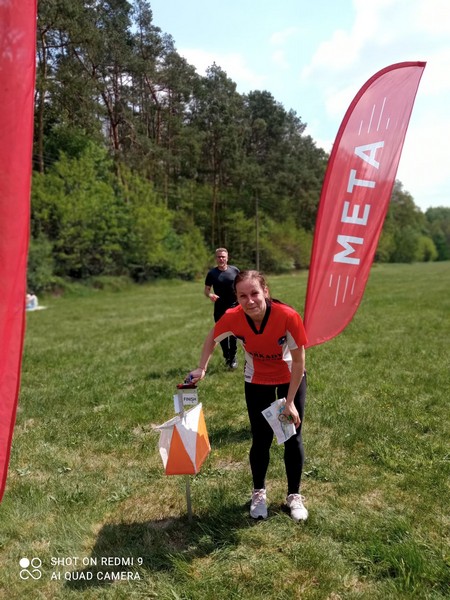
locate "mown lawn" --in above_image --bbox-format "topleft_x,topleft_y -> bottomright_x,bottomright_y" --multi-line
0,262 -> 449,599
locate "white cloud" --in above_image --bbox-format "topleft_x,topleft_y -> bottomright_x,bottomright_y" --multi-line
299,0 -> 450,209
271,49 -> 289,70
178,48 -> 266,91
415,0 -> 450,35
269,26 -> 300,71
302,0 -> 450,84
270,27 -> 299,46
397,102 -> 450,208
420,49 -> 450,94
301,29 -> 358,78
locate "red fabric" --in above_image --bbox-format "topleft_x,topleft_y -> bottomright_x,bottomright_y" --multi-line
304,62 -> 426,348
0,2 -> 37,500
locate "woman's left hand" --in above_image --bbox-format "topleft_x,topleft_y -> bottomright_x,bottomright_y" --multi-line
282,403 -> 301,427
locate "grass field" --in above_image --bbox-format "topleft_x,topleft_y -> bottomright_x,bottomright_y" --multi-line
0,262 -> 449,599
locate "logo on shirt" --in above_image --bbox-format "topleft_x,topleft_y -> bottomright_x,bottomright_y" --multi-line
249,351 -> 283,361
277,336 -> 286,346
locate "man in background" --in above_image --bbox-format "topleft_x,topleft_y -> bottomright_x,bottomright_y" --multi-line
204,248 -> 239,369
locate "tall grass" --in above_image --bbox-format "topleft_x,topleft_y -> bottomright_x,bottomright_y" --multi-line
0,263 -> 448,599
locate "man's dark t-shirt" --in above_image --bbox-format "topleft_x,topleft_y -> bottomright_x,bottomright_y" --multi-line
205,265 -> 240,321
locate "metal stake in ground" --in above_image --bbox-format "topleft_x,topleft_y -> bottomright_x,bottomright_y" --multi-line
176,381 -> 199,522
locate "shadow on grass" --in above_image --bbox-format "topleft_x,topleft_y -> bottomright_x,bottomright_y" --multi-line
64,501 -> 255,590
209,424 -> 251,447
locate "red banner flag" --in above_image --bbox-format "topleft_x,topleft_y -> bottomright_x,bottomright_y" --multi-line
0,2 -> 37,500
304,62 -> 426,348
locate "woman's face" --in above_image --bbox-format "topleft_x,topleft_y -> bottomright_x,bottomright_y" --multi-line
235,278 -> 269,323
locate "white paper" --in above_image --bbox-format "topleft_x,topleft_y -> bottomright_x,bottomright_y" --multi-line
174,389 -> 199,413
261,398 -> 296,444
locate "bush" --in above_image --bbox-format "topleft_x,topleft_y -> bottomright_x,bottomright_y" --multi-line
415,236 -> 438,262
27,235 -> 58,293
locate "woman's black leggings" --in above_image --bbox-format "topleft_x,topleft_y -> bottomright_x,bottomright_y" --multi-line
244,374 -> 306,495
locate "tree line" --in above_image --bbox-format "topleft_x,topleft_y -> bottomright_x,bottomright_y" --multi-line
28,0 -> 450,292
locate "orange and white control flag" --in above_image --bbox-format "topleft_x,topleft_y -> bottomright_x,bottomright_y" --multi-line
156,403 -> 211,475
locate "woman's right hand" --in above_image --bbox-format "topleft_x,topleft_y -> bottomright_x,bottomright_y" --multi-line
187,368 -> 206,384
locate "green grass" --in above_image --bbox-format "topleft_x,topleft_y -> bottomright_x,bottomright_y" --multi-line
0,263 -> 449,599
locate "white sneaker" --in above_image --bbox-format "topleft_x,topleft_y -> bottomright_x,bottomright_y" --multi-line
286,494 -> 308,522
250,488 -> 268,519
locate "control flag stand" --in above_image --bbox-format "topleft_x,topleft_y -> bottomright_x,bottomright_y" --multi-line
154,381 -> 210,521
175,382 -> 198,522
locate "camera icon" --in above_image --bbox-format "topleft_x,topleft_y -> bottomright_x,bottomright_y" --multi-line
19,557 -> 42,580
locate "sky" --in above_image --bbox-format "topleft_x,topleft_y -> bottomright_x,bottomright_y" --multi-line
147,0 -> 450,213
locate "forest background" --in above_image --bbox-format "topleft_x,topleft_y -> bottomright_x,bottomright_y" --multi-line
29,0 -> 450,293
